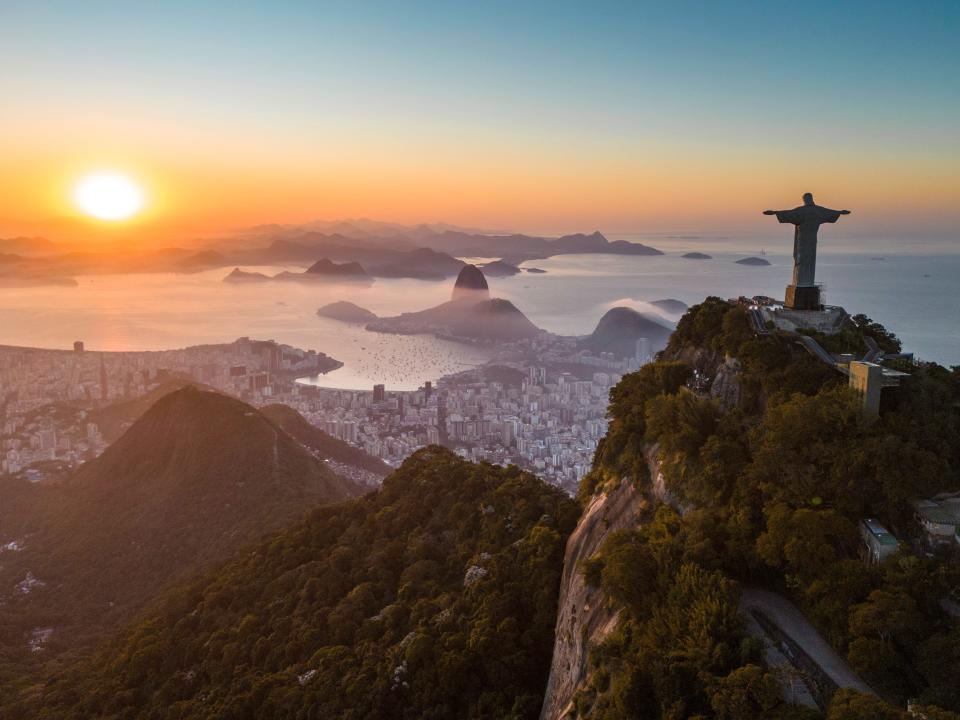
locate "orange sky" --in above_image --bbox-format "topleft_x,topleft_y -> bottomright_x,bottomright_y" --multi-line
1,2 -> 957,247
3,135 -> 956,245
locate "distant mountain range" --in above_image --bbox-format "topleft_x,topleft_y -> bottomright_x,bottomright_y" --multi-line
274,258 -> 373,284
0,224 -> 665,285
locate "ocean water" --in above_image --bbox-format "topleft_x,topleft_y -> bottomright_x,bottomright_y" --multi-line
499,250 -> 960,366
0,251 -> 956,393
0,268 -> 494,391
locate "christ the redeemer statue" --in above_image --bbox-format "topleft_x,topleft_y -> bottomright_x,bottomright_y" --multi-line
763,192 -> 850,310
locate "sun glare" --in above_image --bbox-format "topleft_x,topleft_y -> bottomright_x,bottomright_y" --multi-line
73,172 -> 145,221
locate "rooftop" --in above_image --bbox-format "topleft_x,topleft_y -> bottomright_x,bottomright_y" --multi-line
913,494 -> 960,526
862,518 -> 899,546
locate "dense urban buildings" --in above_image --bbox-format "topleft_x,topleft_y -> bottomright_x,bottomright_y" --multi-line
0,332 -> 652,492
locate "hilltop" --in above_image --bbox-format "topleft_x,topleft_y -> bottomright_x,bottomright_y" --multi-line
579,306 -> 673,358
0,387 -> 358,660
545,297 -> 960,719
451,263 -> 490,300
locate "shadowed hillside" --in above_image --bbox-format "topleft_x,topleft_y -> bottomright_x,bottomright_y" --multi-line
17,447 -> 578,720
0,387 -> 358,666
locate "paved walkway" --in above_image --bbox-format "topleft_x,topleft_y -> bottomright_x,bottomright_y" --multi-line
741,588 -> 875,697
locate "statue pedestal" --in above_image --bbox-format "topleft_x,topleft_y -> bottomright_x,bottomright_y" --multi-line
785,285 -> 820,311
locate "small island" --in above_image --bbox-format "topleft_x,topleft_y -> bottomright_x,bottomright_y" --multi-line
480,260 -> 522,277
317,301 -> 379,323
524,267 -> 547,274
682,251 -> 712,260
735,256 -> 771,266
650,298 -> 688,314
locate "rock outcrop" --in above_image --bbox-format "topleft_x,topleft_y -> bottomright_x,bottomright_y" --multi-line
710,356 -> 743,411
539,471 -> 650,719
451,264 -> 490,301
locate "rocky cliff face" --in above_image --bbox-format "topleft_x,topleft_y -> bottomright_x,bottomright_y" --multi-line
539,465 -> 653,720
709,356 -> 743,411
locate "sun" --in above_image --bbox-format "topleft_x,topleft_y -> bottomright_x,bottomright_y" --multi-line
73,172 -> 145,221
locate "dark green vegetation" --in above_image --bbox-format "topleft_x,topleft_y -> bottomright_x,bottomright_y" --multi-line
16,447 -> 577,720
578,297 -> 960,718
0,388 -> 357,681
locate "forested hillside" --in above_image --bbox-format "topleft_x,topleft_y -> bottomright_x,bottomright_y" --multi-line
3,300 -> 958,720
0,387 -> 357,684
13,447 -> 578,720
572,298 -> 960,719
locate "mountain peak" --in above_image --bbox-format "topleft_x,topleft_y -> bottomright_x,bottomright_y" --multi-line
452,264 -> 490,301
0,387 -> 359,649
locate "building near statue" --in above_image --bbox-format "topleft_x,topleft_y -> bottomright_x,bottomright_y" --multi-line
860,518 -> 899,565
913,493 -> 960,551
849,361 -> 884,418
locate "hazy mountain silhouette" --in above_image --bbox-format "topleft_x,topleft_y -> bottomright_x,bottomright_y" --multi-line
0,387 -> 358,649
579,307 -> 673,357
316,300 -> 379,323
650,298 -> 689,314
223,267 -> 271,283
451,264 -> 490,300
480,259 -> 522,277
273,258 -> 373,284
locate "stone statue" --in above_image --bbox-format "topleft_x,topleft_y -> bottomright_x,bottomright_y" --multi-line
763,192 -> 850,309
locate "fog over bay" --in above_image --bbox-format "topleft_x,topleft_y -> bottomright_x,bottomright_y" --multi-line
2,248 -> 957,386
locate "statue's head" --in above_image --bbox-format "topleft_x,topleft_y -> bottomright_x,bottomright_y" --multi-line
802,192 -> 814,205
